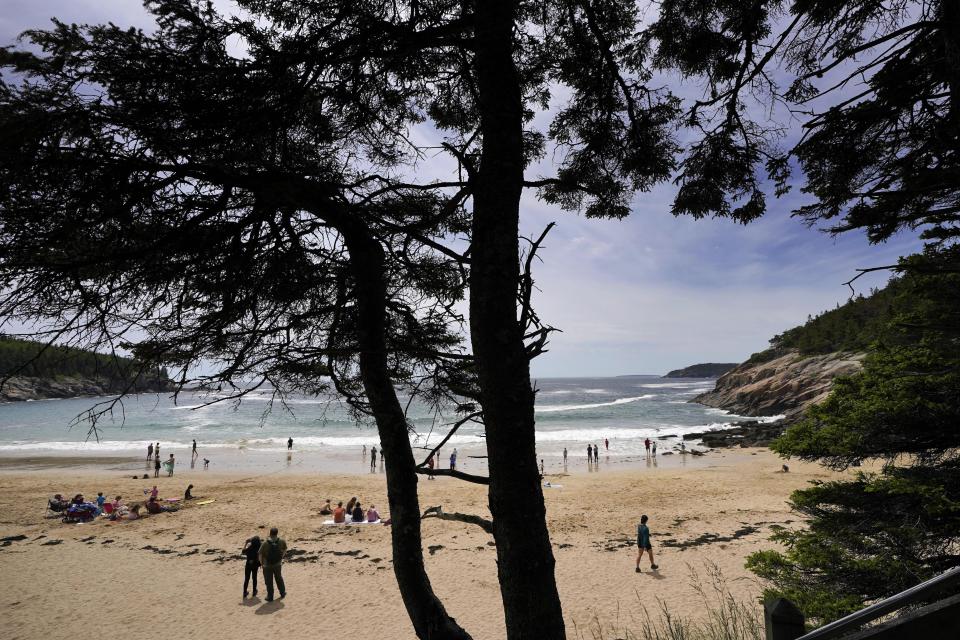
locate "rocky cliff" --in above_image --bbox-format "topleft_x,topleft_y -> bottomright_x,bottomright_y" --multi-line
0,375 -> 173,402
692,349 -> 865,421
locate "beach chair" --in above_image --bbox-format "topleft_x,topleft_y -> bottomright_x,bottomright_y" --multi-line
45,497 -> 68,518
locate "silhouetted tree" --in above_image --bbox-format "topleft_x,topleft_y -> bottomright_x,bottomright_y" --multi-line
0,3 -> 473,637
650,0 -> 960,622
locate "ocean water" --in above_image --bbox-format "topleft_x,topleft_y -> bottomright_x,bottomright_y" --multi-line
0,376 -> 776,462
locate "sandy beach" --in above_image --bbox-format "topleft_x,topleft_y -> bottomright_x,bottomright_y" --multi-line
0,449 -> 850,640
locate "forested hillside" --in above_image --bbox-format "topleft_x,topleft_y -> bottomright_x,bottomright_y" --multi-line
746,282 -> 900,364
0,337 -> 173,400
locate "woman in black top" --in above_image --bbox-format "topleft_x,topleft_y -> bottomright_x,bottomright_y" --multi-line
351,502 -> 365,523
242,536 -> 262,598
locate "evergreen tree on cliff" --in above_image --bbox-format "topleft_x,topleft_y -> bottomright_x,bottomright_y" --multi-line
651,0 -> 960,623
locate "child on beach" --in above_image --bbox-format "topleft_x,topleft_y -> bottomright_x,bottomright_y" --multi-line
320,499 -> 333,515
635,514 -> 659,573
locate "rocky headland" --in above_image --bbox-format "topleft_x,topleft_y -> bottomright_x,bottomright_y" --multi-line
688,349 -> 865,447
0,374 -> 174,402
663,362 -> 738,378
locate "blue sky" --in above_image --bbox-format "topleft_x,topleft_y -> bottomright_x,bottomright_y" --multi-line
1,2 -> 922,377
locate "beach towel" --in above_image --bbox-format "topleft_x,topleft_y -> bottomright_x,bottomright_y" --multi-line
194,499 -> 216,506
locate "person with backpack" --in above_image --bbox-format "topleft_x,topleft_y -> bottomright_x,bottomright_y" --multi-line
258,527 -> 287,601
242,535 -> 261,598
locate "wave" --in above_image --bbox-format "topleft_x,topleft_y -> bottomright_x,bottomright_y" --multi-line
535,395 -> 655,413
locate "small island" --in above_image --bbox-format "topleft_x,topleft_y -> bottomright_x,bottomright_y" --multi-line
663,362 -> 738,378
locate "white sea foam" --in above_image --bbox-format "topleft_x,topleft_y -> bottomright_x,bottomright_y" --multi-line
535,395 -> 655,413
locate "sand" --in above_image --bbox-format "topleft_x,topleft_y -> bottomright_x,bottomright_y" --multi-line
0,449 -> 850,640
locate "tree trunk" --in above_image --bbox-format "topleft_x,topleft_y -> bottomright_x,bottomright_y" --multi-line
343,227 -> 472,640
470,2 -> 567,639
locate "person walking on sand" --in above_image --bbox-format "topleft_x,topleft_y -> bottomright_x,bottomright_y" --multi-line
242,535 -> 261,598
635,514 -> 659,573
259,527 -> 287,601
287,437 -> 293,451
370,445 -> 378,470
147,443 -> 153,461
191,439 -> 198,459
154,455 -> 161,478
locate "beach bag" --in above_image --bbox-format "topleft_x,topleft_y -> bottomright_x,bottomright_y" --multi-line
265,538 -> 282,564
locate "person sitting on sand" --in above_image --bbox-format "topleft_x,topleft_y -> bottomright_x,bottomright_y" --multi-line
333,501 -> 346,523
71,493 -> 85,506
184,484 -> 194,500
351,501 -> 365,523
127,504 -> 141,520
346,496 -> 357,514
146,496 -> 163,514
48,494 -> 69,512
150,485 -> 159,500
319,499 -> 333,515
366,504 -> 380,522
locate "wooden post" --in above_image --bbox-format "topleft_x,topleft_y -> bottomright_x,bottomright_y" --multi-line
765,597 -> 806,640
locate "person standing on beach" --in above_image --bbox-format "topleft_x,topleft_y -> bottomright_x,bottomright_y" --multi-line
652,441 -> 657,456
426,453 -> 435,479
563,447 -> 568,464
155,442 -> 160,460
192,439 -> 198,459
605,438 -> 609,451
635,514 -> 659,573
449,448 -> 457,471
154,455 -> 161,478
287,437 -> 293,451
370,445 -> 378,470
259,527 -> 287,601
644,438 -> 651,454
242,535 -> 261,598
147,443 -> 153,460
166,453 -> 176,477
587,444 -> 592,464
594,444 -> 599,464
